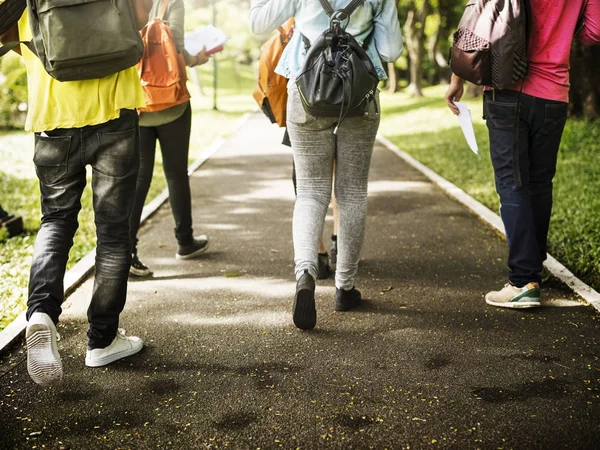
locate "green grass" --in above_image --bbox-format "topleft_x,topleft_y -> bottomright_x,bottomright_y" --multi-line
0,59 -> 257,330
379,85 -> 600,292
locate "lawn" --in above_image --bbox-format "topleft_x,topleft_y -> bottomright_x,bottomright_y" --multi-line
379,85 -> 600,292
0,58 -> 257,331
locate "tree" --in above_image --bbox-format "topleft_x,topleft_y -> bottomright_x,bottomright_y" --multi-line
401,0 -> 432,97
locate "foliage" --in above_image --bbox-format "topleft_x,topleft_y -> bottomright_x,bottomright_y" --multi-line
0,52 -> 27,129
379,85 -> 600,292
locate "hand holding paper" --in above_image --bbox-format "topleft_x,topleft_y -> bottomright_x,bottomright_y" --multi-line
454,101 -> 479,155
185,25 -> 229,56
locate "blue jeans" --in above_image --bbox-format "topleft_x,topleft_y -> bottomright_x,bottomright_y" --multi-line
27,109 -> 139,349
484,90 -> 568,287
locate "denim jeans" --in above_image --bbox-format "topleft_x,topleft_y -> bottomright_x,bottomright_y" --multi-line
287,88 -> 380,290
27,109 -> 139,349
130,104 -> 194,252
484,90 -> 568,287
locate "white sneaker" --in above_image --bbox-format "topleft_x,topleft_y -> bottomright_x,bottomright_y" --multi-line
85,329 -> 143,367
485,282 -> 541,309
26,312 -> 63,386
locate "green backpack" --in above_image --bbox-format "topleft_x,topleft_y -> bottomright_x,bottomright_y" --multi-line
0,0 -> 144,82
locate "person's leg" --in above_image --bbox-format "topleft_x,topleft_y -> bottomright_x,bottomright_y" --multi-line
484,91 -> 541,308
129,125 -> 158,257
27,130 -> 86,324
333,94 -> 380,293
87,109 -> 140,350
287,89 -> 336,330
26,127 -> 86,385
156,105 -> 194,247
528,100 -> 568,266
287,97 -> 336,282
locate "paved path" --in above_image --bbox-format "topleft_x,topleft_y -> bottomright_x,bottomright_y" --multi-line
1,114 -> 599,449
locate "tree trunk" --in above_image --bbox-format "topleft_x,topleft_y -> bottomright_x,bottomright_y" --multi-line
404,1 -> 431,97
387,62 -> 398,93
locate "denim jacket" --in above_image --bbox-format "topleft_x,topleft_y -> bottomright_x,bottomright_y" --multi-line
250,0 -> 403,82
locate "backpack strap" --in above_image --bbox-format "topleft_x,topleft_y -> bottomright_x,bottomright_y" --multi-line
318,0 -> 366,19
157,0 -> 170,20
0,40 -> 34,58
0,0 -> 26,37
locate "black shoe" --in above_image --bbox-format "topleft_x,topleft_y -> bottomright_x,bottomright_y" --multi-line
0,214 -> 24,238
130,253 -> 152,277
316,252 -> 332,280
330,236 -> 337,271
334,287 -> 361,312
293,270 -> 316,330
176,235 -> 209,260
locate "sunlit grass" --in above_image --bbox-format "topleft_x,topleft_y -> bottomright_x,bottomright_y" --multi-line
379,85 -> 600,291
0,59 -> 257,330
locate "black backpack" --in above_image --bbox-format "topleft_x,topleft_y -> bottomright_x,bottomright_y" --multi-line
295,0 -> 379,134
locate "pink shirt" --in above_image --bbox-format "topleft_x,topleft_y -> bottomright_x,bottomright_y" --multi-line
511,0 -> 600,102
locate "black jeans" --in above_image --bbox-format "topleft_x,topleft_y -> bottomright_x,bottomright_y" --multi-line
484,90 -> 568,287
130,104 -> 194,252
27,109 -> 139,349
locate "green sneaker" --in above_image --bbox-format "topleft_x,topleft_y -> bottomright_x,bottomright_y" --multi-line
485,282 -> 541,309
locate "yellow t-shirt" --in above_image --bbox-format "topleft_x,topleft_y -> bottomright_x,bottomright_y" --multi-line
18,13 -> 146,132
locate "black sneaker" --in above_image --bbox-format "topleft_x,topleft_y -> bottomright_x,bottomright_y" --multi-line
330,236 -> 337,271
0,214 -> 24,238
130,253 -> 152,277
316,252 -> 332,280
293,270 -> 316,330
334,287 -> 361,312
176,235 -> 209,260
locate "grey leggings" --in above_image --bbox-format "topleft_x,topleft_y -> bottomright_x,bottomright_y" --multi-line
286,88 -> 380,290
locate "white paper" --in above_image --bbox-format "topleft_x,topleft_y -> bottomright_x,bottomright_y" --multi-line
454,101 -> 479,155
184,25 -> 229,55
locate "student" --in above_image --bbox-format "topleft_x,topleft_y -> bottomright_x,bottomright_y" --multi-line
250,0 -> 402,330
446,0 -> 600,308
129,0 -> 211,277
1,2 -> 150,386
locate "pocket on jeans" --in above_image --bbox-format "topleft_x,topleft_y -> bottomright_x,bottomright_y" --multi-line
486,100 -> 518,129
286,88 -> 318,126
95,128 -> 137,178
542,103 -> 568,131
33,134 -> 71,185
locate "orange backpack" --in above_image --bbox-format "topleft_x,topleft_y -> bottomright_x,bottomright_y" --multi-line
253,18 -> 295,128
138,0 -> 190,113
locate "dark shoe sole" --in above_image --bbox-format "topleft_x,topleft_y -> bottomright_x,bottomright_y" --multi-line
293,287 -> 316,330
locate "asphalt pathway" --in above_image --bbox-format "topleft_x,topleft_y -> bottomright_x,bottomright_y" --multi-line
1,114 -> 599,449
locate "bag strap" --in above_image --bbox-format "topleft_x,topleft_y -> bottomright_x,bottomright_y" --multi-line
0,40 -> 34,58
318,0 -> 366,19
157,0 -> 170,20
0,0 -> 26,37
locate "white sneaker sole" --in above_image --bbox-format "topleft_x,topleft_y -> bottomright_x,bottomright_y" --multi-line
85,343 -> 143,367
27,327 -> 63,386
485,298 -> 541,309
129,266 -> 152,277
176,240 -> 209,260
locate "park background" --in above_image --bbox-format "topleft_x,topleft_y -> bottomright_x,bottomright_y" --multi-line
0,0 -> 599,331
